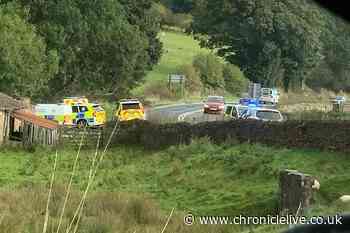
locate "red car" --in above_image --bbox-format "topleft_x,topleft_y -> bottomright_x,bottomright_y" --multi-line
203,96 -> 225,114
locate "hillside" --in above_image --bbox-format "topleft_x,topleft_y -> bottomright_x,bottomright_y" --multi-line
147,31 -> 210,82
132,30 -> 211,103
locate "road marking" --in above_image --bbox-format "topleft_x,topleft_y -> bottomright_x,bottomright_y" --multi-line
178,109 -> 203,122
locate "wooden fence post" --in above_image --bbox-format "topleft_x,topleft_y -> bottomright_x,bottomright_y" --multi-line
279,169 -> 316,216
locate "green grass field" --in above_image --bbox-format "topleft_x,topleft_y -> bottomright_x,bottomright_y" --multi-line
150,31 -> 211,81
134,30 -> 210,90
0,140 -> 349,232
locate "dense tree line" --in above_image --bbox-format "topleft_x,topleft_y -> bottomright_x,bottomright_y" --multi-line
307,9 -> 350,92
191,0 -> 350,92
0,0 -> 162,100
3,0 -> 350,100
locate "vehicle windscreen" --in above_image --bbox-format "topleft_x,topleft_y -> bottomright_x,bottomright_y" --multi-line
256,111 -> 281,120
207,97 -> 224,102
225,106 -> 233,115
238,107 -> 248,115
122,103 -> 141,110
262,89 -> 272,96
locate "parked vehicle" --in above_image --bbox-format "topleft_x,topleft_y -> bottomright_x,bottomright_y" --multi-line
224,104 -> 248,119
247,82 -> 280,104
90,103 -> 107,126
115,99 -> 145,121
241,108 -> 284,122
63,97 -> 89,106
35,104 -> 73,125
259,88 -> 280,104
203,96 -> 225,114
65,97 -> 106,127
35,97 -> 106,127
239,98 -> 260,106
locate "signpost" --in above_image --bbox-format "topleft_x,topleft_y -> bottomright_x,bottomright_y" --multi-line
168,74 -> 186,98
248,82 -> 261,99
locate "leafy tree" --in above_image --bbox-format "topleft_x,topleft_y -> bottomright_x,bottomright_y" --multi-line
309,10 -> 350,92
177,64 -> 202,92
223,64 -> 247,96
2,0 -> 162,99
191,0 -> 325,91
118,0 -> 163,68
154,3 -> 172,27
0,3 -> 58,99
193,53 -> 224,90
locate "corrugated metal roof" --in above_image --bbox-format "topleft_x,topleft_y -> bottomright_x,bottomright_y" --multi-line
0,93 -> 24,111
11,109 -> 59,129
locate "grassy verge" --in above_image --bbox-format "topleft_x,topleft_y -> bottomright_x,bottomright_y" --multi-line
278,87 -> 338,106
0,140 -> 349,232
285,110 -> 350,121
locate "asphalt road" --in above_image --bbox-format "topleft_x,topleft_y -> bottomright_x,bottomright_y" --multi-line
183,111 -> 225,124
146,103 -> 225,124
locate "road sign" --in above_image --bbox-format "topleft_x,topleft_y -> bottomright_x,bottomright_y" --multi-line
248,82 -> 261,99
168,74 -> 186,97
169,74 -> 185,83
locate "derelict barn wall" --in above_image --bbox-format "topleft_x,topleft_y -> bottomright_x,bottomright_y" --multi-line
104,120 -> 350,152
0,111 -> 11,145
22,122 -> 59,147
0,111 -> 4,144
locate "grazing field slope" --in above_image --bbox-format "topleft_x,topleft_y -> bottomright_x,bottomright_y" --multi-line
132,31 -> 211,97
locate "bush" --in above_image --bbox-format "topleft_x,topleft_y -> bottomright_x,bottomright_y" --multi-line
177,64 -> 202,93
192,53 -> 249,95
153,2 -> 172,24
143,81 -> 174,100
223,64 -> 248,96
193,53 -> 225,90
